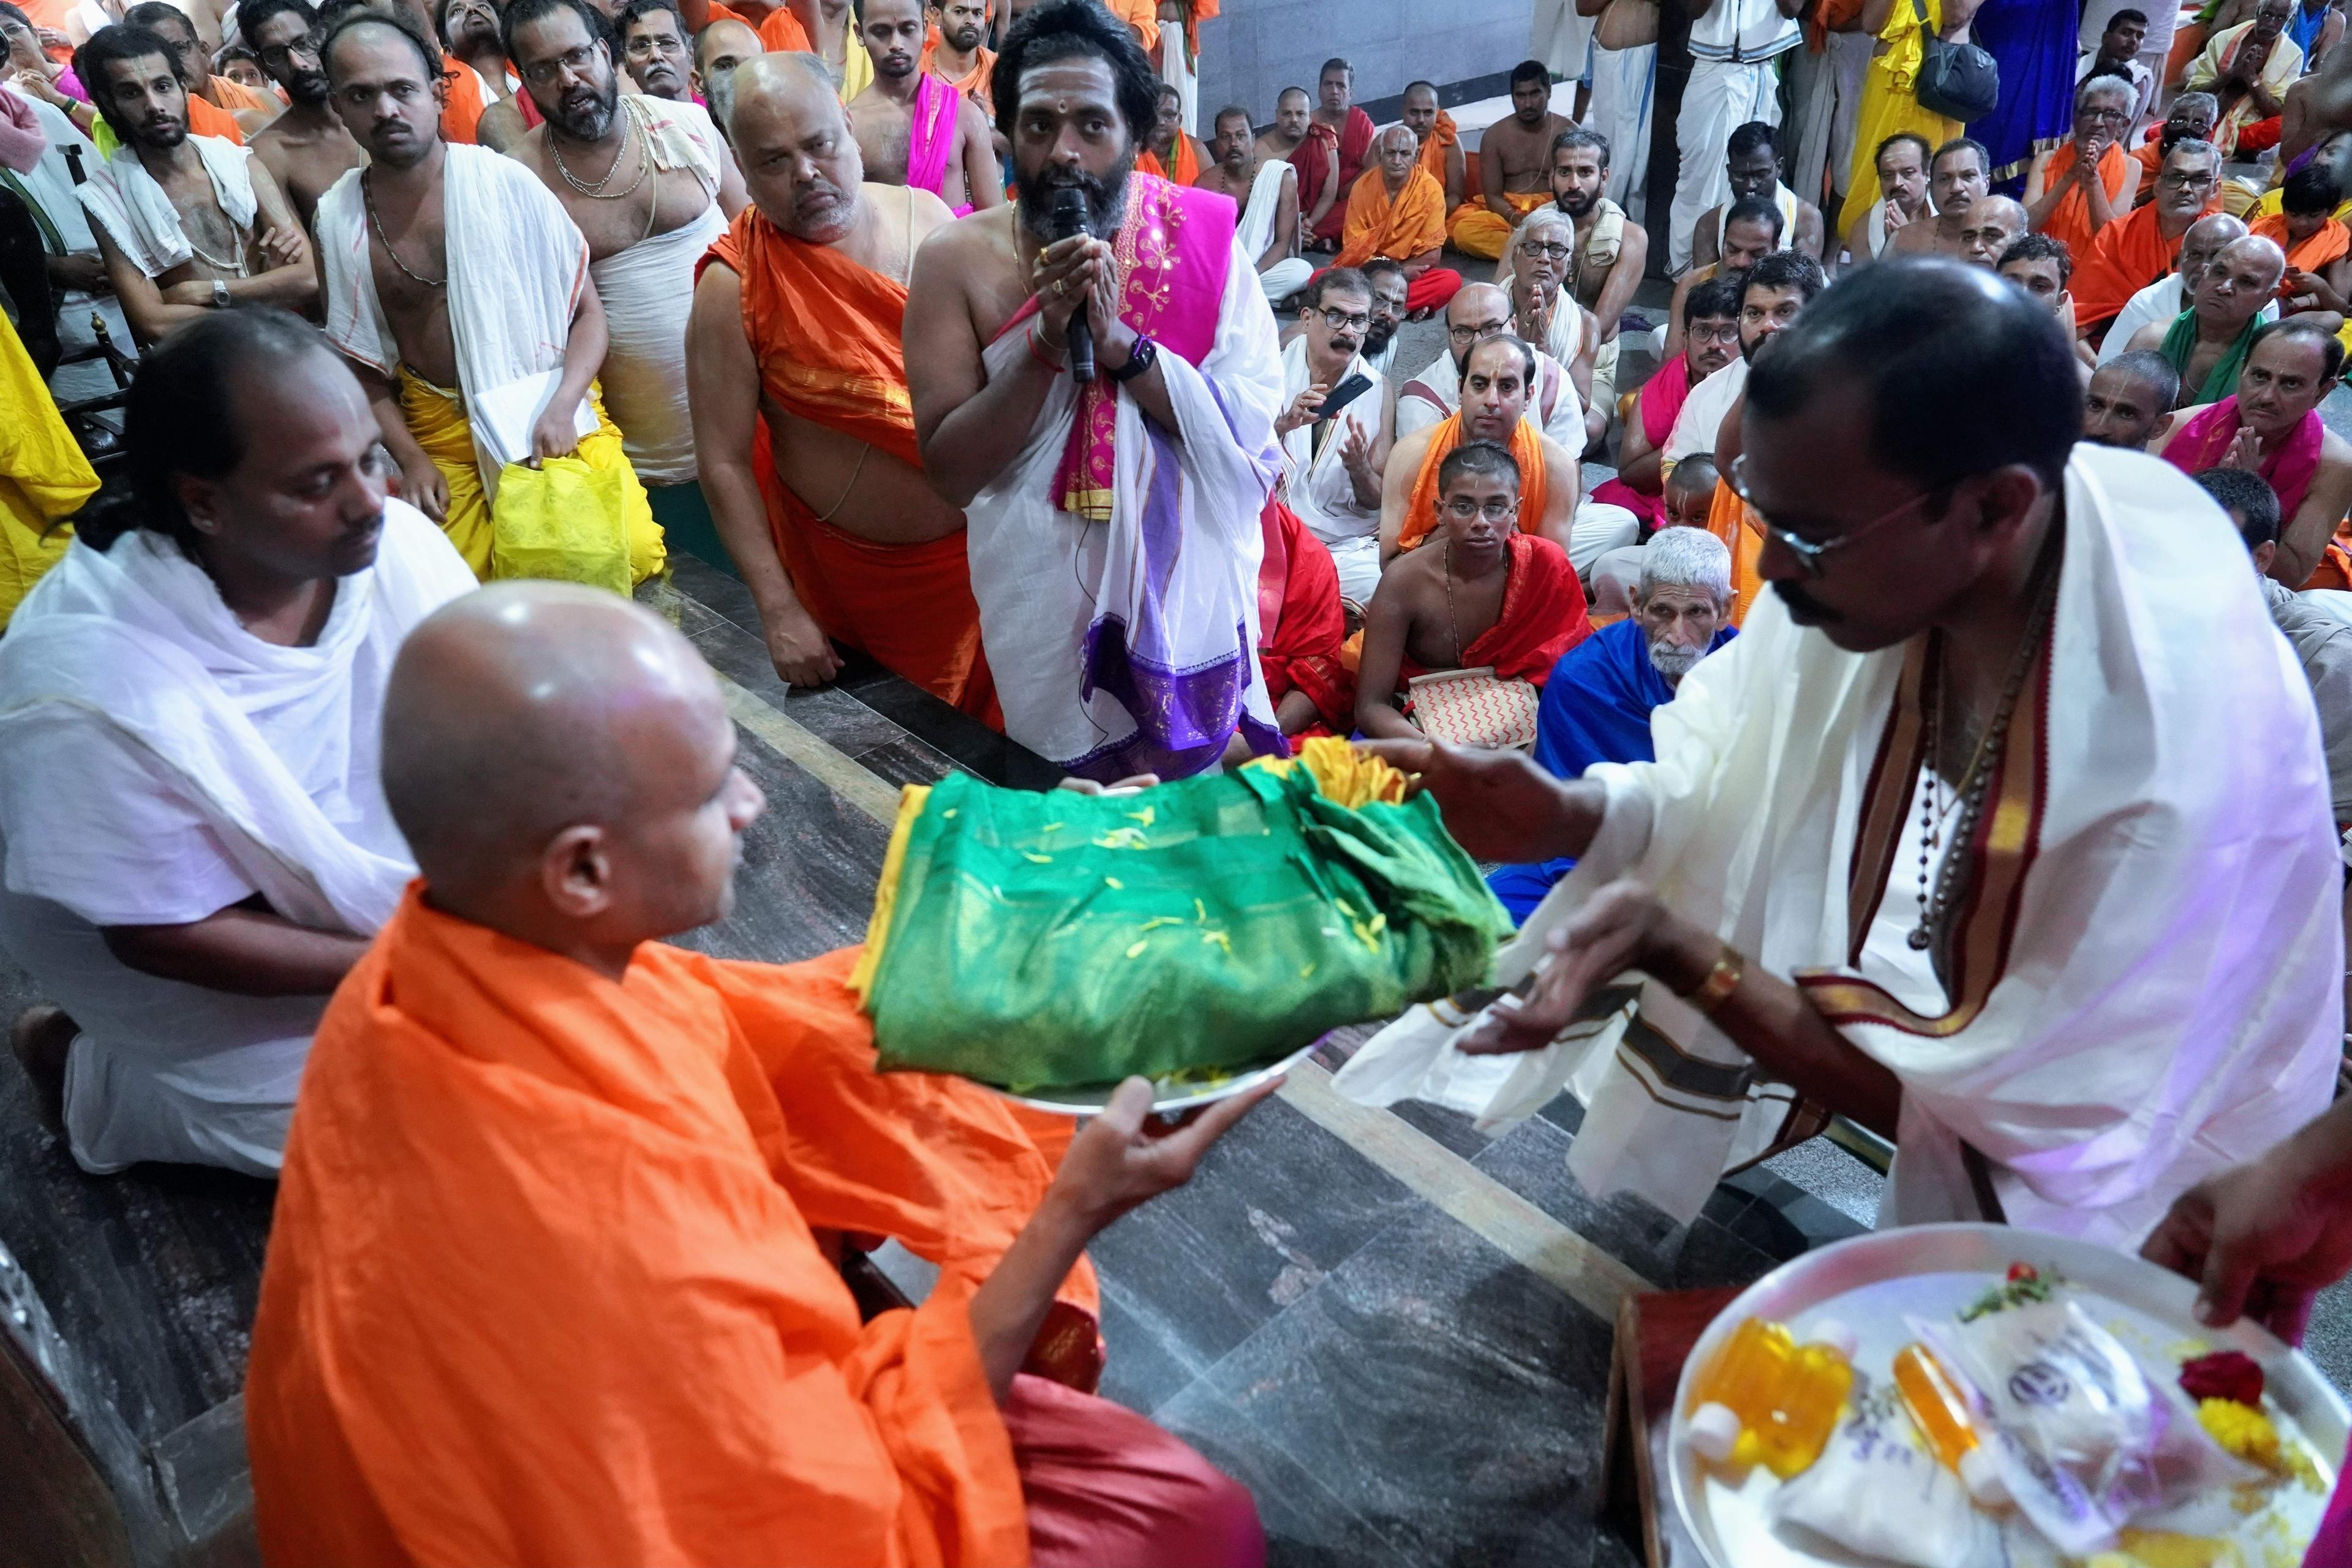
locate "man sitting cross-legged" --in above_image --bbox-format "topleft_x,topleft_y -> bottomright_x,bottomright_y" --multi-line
1332,123 -> 1460,318
2126,232 -> 2289,405
2082,347 -> 2183,447
1292,57 -> 1374,249
244,581 -> 1272,1567
1401,79 -> 1465,213
1276,266 -> 1389,606
1354,440 -> 1592,740
0,309 -> 475,1178
1449,57 -> 1572,260
1689,119 -> 1823,271
2161,316 -> 2352,586
2024,75 -> 2141,263
848,0 -> 1001,214
1490,128 -> 1648,426
1382,334 -> 1588,571
1257,86 -> 1339,245
315,7 -> 666,589
1488,525 -> 1738,922
507,0 -> 749,491
690,54 -> 991,712
1197,101 -> 1309,304
1253,498 -> 1350,744
1592,275 -> 1745,529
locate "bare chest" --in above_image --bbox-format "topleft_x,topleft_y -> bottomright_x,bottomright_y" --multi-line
551,159 -> 710,260
1485,124 -> 1555,186
852,94 -> 918,182
1404,562 -> 1507,669
158,167 -> 247,276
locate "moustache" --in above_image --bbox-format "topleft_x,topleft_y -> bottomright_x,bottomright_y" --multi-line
1772,578 -> 1841,626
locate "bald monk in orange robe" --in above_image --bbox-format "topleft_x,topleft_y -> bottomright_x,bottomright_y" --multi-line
1335,125 -> 1461,315
244,582 -> 1272,1568
690,56 -> 995,715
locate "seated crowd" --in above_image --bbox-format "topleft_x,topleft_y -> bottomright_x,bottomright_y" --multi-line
8,0 -> 2352,1559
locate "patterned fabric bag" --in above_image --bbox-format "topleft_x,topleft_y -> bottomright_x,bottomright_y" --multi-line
1406,666 -> 1542,750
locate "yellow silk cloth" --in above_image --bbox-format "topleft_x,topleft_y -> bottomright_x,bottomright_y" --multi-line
1448,189 -> 1549,262
395,369 -> 663,593
0,311 -> 99,627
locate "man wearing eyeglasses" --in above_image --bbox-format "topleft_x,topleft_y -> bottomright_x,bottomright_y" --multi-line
1381,333 -> 1592,568
315,6 -> 666,585
244,0 -> 363,229
508,0 -> 748,491
1489,128 -> 1647,431
2071,136 -> 2222,339
1398,282 -> 1587,467
2023,76 -> 2140,263
1343,257 -> 2343,1256
1592,272 -> 1743,529
616,0 -> 693,100
1276,268 -> 1390,605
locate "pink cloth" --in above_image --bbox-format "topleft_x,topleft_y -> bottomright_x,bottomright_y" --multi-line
2165,398 -> 2327,521
1591,352 -> 1702,530
2309,1467 -> 2352,1564
1005,1374 -> 1265,1568
0,89 -> 47,174
907,72 -> 960,205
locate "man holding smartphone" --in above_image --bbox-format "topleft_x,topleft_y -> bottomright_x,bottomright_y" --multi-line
1276,267 -> 1389,605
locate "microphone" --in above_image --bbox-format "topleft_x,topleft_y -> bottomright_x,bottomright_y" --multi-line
1047,187 -> 1095,383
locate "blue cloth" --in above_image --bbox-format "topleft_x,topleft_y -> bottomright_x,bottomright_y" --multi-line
1966,0 -> 2081,187
2289,1 -> 2329,64
1485,618 -> 1738,922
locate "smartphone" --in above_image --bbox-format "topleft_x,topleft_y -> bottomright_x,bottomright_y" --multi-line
1317,373 -> 1375,424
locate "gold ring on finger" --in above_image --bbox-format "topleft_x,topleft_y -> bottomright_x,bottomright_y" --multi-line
1054,278 -> 1067,296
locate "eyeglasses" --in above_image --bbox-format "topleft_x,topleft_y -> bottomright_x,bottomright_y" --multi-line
2158,167 -> 2217,188
1312,306 -> 1370,331
1727,454 -> 1945,578
522,42 -> 601,85
1687,321 -> 1740,345
625,31 -> 685,55
1444,497 -> 1521,521
1446,318 -> 1509,343
1517,239 -> 1574,261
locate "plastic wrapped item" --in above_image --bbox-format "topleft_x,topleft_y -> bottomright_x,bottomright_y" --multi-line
1686,1316 -> 1858,1479
1769,1389 -> 2008,1568
1923,1300 -> 2260,1557
1893,1343 -> 2010,1506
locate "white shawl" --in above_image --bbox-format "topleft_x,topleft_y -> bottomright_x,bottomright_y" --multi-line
74,134 -> 255,278
1396,340 -> 1585,452
1277,334 -> 1382,550
1335,445 -> 2342,1249
1662,355 -> 1745,471
315,145 -> 590,492
1234,155 -> 1294,264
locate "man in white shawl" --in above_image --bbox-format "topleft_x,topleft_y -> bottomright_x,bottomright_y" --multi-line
0,81 -> 134,409
1337,259 -> 2342,1251
907,0 -> 1283,780
1198,100 -> 1309,305
1276,266 -> 1387,605
313,7 -> 663,590
504,0 -> 745,489
0,310 -> 474,1177
71,21 -> 313,344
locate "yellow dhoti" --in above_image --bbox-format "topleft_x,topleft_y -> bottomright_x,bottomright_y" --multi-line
1448,190 -> 1551,260
396,369 -> 665,593
1,312 -> 99,628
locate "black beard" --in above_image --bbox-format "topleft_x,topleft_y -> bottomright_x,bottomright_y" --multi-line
947,24 -> 983,49
1016,159 -> 1131,242
549,76 -> 619,141
284,69 -> 331,106
1554,188 -> 1596,219
1364,320 -> 1396,356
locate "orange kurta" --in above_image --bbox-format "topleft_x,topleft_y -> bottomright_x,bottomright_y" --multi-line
1398,411 -> 1550,552
2034,140 -> 2133,262
701,208 -> 995,718
247,894 -> 1099,1567
2251,210 -> 2352,298
1335,164 -> 1446,269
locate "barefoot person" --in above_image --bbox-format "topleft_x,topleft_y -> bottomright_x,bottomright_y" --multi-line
688,54 -> 992,712
244,581 -> 1271,1567
314,7 -> 664,586
2070,135 -> 2223,339
1448,58 -> 1570,261
905,0 -> 1287,778
1341,258 -> 2342,1250
1276,266 -> 1389,604
0,309 -> 473,1178
1586,0 -> 1659,208
2024,74 -> 2141,260
847,0 -> 999,213
73,22 -> 315,343
243,0 -> 363,229
1257,85 -> 1336,239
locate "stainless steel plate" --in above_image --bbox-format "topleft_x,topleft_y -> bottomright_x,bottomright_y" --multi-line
1667,1223 -> 2350,1567
989,1037 -> 1324,1115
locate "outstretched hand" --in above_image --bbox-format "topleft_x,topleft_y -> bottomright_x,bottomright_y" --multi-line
1050,1076 -> 1281,1233
1353,737 -> 1598,863
1460,878 -> 1696,1054
2141,1104 -> 2352,1342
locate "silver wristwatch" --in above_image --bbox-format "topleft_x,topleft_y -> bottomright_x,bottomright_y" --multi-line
211,279 -> 230,309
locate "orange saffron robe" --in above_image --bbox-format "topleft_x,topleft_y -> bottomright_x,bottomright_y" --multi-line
700,208 -> 995,718
1137,134 -> 1200,184
246,894 -> 1100,1567
1704,476 -> 1768,627
436,51 -> 485,144
2250,210 -> 2352,299
2034,140 -> 2132,262
1398,411 -> 1549,552
1335,164 -> 1446,269
760,5 -> 814,50
1417,107 -> 1458,189
183,91 -> 243,145
2073,198 -> 2217,331
921,39 -> 997,118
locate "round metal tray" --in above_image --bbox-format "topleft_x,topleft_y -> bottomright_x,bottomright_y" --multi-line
1667,1223 -> 2350,1567
988,1036 -> 1323,1115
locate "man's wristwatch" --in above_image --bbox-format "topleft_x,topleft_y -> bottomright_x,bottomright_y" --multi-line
1108,332 -> 1158,384
210,279 -> 230,309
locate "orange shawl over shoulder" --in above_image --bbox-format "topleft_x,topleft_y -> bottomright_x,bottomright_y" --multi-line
761,6 -> 814,49
2073,199 -> 2213,330
1138,134 -> 1200,184
1396,531 -> 1593,688
2251,210 -> 2352,296
2037,141 -> 2133,262
437,50 -> 483,144
1417,108 -> 1458,186
699,208 -> 993,716
921,39 -> 997,116
1398,411 -> 1549,552
1336,165 -> 1446,268
247,891 -> 1096,1567
182,91 -> 243,144
1704,477 -> 1768,627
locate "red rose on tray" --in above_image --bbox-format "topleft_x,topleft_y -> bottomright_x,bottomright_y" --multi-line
2179,1350 -> 2265,1408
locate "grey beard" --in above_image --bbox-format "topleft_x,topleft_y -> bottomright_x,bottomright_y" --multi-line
1648,638 -> 1702,680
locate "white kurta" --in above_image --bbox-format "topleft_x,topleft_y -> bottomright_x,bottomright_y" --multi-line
964,230 -> 1286,778
1336,445 -> 2342,1249
0,503 -> 473,1175
1278,336 -> 1385,603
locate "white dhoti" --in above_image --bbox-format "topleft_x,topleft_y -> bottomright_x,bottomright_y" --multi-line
1787,31 -> 1871,209
590,201 -> 728,485
1335,445 -> 2341,1250
1588,42 -> 1657,213
1568,500 -> 1641,577
1160,20 -> 1197,132
1531,0 -> 1599,80
1259,257 -> 1315,303
1235,157 -> 1310,304
1668,58 -> 1784,273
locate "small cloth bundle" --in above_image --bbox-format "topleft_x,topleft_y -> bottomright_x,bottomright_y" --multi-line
851,739 -> 1513,1091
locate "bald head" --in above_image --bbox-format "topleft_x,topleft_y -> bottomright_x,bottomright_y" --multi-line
2179,212 -> 2249,290
2196,234 -> 2288,325
1447,281 -> 1510,366
1958,195 -> 2027,268
729,51 -> 865,238
383,584 -> 764,960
